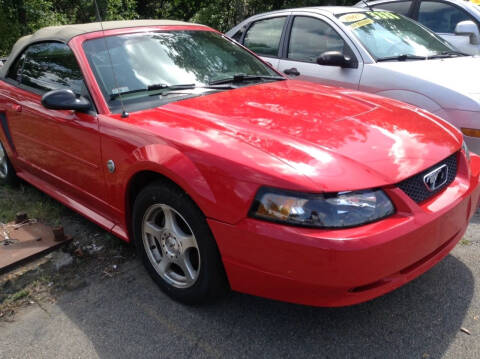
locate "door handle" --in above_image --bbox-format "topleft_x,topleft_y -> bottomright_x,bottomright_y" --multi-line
283,67 -> 300,76
9,103 -> 22,113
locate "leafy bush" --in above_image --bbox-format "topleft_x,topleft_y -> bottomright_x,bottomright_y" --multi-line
0,0 -> 356,56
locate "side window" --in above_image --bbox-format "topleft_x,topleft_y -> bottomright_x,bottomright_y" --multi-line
244,17 -> 286,57
287,16 -> 352,63
231,27 -> 246,42
21,42 -> 84,94
418,1 -> 476,33
6,53 -> 26,83
376,1 -> 413,16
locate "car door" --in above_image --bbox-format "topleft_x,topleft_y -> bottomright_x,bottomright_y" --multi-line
416,0 -> 480,54
3,42 -> 108,211
242,15 -> 289,68
277,15 -> 363,89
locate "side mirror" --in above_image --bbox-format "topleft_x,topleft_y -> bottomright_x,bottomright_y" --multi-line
317,51 -> 357,68
455,20 -> 480,45
41,89 -> 91,112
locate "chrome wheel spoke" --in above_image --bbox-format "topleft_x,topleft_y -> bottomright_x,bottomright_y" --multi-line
167,209 -> 197,253
177,255 -> 197,283
178,234 -> 197,254
158,257 -> 171,274
144,221 -> 164,239
162,207 -> 176,233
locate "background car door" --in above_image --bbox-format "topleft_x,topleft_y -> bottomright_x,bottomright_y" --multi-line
416,0 -> 480,54
242,16 -> 288,68
277,15 -> 363,89
4,42 -> 108,212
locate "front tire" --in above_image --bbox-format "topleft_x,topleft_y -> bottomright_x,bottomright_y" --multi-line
0,142 -> 17,186
132,181 -> 228,304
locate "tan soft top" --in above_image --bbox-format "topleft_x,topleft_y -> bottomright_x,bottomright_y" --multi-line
0,19 -> 205,78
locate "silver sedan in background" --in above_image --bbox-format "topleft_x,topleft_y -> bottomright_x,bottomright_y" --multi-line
356,0 -> 480,55
226,7 -> 480,153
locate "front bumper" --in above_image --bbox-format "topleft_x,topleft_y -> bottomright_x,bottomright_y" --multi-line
208,153 -> 480,307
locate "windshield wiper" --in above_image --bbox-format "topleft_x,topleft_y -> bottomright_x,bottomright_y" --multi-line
209,74 -> 285,86
110,83 -> 232,100
376,54 -> 427,62
428,50 -> 468,59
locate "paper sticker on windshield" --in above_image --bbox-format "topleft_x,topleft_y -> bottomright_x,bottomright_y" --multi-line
112,87 -> 129,95
339,13 -> 366,23
350,18 -> 374,29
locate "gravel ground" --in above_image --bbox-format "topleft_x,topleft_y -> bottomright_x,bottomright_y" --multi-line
0,193 -> 479,358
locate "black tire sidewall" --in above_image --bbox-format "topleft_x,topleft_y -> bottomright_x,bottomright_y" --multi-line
0,143 -> 17,186
132,182 -> 227,304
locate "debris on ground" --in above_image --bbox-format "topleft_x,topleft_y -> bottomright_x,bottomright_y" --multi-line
0,186 -> 136,322
460,327 -> 472,335
84,243 -> 104,255
0,213 -> 71,273
52,251 -> 74,271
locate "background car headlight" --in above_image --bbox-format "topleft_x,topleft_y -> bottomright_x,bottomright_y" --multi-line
462,141 -> 470,162
249,187 -> 395,228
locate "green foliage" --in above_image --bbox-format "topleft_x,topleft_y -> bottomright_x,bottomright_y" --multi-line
0,0 -> 357,56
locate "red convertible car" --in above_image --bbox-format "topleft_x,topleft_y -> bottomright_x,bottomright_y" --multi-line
0,20 -> 478,307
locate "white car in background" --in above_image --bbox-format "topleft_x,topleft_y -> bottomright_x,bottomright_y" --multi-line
356,0 -> 480,55
226,7 -> 480,153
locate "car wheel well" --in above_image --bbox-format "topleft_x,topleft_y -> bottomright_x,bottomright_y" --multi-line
126,171 -> 195,242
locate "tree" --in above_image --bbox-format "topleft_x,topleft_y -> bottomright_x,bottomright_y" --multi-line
0,0 -> 356,56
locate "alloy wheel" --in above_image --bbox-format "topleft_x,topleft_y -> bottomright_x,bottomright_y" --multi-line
142,204 -> 201,288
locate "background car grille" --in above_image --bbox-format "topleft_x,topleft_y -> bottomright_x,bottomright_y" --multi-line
397,153 -> 458,203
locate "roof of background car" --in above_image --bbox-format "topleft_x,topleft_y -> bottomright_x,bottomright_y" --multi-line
256,6 -> 370,16
308,6 -> 370,14
0,19 -> 206,78
226,6 -> 369,36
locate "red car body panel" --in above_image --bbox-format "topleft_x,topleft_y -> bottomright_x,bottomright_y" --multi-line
0,25 -> 478,306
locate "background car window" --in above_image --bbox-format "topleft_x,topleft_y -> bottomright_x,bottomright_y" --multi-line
418,1 -> 474,33
337,11 -> 454,59
21,42 -> 84,94
376,1 -> 413,15
231,27 -> 246,42
244,17 -> 286,57
287,16 -> 350,63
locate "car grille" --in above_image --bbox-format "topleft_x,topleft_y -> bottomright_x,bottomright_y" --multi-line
397,153 -> 458,203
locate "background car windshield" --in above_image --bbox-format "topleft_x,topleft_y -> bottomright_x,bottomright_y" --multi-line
83,30 -> 277,109
336,11 -> 454,60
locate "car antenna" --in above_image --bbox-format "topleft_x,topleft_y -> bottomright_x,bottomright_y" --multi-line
93,0 -> 129,118
361,0 -> 374,11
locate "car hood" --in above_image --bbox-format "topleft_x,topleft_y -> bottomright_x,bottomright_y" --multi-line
370,56 -> 480,110
154,80 -> 462,191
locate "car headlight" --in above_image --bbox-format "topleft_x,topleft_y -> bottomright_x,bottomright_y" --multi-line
249,187 -> 395,228
462,141 -> 470,162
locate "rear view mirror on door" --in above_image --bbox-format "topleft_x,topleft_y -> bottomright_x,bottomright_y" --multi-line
455,20 -> 480,45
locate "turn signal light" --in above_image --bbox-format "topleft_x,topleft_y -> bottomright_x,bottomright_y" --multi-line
461,128 -> 480,138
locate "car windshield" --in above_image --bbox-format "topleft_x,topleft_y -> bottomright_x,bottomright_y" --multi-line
336,11 -> 456,61
83,30 -> 279,112
473,2 -> 480,15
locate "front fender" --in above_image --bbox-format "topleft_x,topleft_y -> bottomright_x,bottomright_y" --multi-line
374,89 -> 442,114
121,143 -> 260,225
